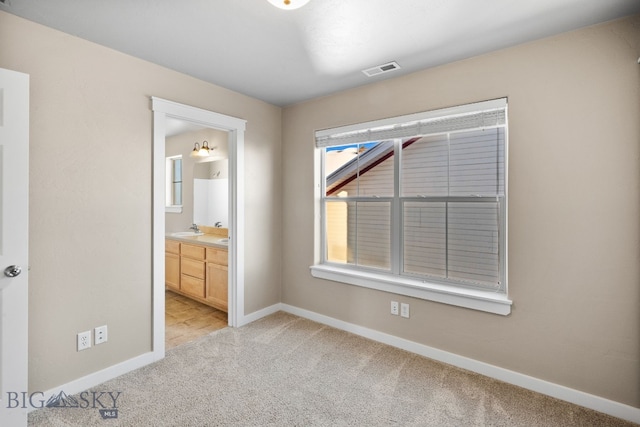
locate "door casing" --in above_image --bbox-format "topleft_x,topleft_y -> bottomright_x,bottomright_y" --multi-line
151,97 -> 246,357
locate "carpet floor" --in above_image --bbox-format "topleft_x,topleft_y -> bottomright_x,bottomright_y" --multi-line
28,312 -> 636,426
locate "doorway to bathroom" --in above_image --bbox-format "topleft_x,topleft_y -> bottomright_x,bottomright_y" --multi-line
164,120 -> 230,349
152,97 -> 247,357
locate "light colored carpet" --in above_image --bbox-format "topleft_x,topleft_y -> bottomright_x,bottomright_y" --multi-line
29,312 -> 635,426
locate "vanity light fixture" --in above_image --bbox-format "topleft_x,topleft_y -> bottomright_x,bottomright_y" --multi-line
190,141 -> 216,158
267,0 -> 310,10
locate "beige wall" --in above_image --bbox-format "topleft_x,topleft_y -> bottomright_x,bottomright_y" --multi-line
1,6 -> 638,410
0,11 -> 282,392
282,15 -> 640,408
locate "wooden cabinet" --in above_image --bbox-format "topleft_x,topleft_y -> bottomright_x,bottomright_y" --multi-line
206,247 -> 228,312
181,274 -> 205,298
181,257 -> 206,279
206,247 -> 228,266
180,243 -> 206,299
165,239 -> 228,312
181,243 -> 205,260
165,240 -> 181,291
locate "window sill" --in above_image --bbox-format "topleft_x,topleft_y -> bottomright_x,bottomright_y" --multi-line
310,264 -> 512,316
165,206 -> 182,213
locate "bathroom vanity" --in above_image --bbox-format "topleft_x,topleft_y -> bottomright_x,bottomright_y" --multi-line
165,232 -> 228,312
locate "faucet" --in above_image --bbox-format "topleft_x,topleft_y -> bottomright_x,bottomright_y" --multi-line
215,222 -> 222,228
189,223 -> 201,233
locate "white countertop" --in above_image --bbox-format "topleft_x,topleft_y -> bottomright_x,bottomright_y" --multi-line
165,233 -> 228,249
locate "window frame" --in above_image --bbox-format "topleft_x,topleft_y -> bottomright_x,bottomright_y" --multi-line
165,155 -> 183,213
311,99 -> 512,315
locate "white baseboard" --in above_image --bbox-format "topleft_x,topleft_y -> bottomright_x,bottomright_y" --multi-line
280,304 -> 640,425
238,303 -> 282,327
31,350 -> 161,413
35,305 -> 640,424
32,304 -> 285,411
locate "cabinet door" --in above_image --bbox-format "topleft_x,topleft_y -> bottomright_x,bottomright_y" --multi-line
165,253 -> 180,290
206,262 -> 228,312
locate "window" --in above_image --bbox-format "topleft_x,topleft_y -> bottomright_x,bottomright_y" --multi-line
312,99 -> 512,315
166,155 -> 183,213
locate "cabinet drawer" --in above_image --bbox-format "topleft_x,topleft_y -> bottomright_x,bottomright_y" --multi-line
165,239 -> 180,255
180,274 -> 205,298
206,247 -> 228,266
181,243 -> 206,260
181,257 -> 205,279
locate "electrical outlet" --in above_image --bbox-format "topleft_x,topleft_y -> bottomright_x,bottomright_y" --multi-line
77,330 -> 92,351
400,303 -> 410,318
390,301 -> 399,316
95,325 -> 108,345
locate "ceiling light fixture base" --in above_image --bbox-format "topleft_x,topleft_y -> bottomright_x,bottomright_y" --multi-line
267,0 -> 310,10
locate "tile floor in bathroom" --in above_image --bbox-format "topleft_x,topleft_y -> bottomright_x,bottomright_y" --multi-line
165,290 -> 228,350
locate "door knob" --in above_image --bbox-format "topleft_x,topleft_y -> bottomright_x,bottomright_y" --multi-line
4,265 -> 22,277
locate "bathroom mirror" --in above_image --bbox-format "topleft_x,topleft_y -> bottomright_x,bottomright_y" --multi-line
193,160 -> 229,228
165,124 -> 229,232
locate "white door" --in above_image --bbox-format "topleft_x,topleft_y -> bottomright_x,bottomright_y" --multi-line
0,68 -> 30,427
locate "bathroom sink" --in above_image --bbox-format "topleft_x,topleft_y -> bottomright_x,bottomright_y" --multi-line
171,231 -> 204,237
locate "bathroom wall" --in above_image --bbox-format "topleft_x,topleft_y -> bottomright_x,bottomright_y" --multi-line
0,11 -> 283,393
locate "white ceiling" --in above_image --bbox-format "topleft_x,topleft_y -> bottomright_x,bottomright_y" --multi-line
2,0 -> 639,106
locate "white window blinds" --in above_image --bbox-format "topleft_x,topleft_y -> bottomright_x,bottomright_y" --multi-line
315,98 -> 506,148
319,98 -> 507,292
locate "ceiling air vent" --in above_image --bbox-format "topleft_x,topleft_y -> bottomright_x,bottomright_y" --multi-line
362,61 -> 401,77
